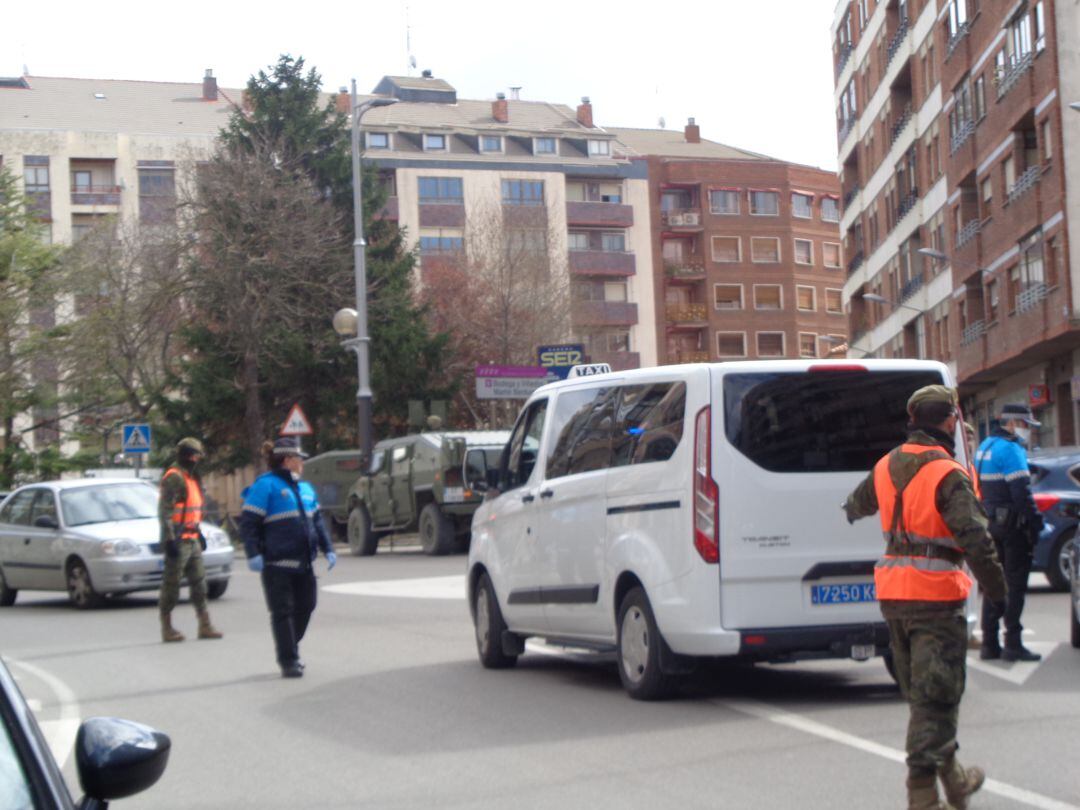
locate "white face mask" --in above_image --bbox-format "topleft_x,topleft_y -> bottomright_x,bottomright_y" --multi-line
1015,426 -> 1031,446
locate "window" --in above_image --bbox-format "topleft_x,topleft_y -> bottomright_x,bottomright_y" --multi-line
825,288 -> 843,313
601,232 -> 626,252
72,170 -> 92,190
1018,229 -> 1045,289
987,279 -> 999,321
796,285 -> 816,311
946,0 -> 968,39
1034,1 -> 1046,51
717,332 -> 746,358
568,232 -> 589,251
821,196 -> 839,222
502,179 -> 544,206
799,332 -> 818,358
750,237 -> 780,263
573,280 -> 627,302
138,168 -> 176,223
504,229 -> 548,256
794,239 -> 814,265
23,166 -> 49,192
714,284 -> 743,310
500,399 -> 548,491
418,177 -> 463,204
1003,155 -> 1016,194
480,135 -> 503,153
367,132 -> 390,149
0,704 -> 34,807
792,192 -> 813,219
0,489 -> 36,525
610,383 -> 687,467
423,133 -> 447,151
712,236 -> 741,263
756,332 -> 785,357
533,137 -> 557,155
419,234 -> 463,254
1042,119 -> 1053,163
709,189 -> 739,215
749,190 -> 779,216
823,242 -> 841,268
754,285 -> 783,310
545,387 -> 617,478
588,139 -> 611,156
981,177 -> 993,215
974,75 -> 986,120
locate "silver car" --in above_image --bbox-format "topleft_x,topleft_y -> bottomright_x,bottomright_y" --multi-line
0,478 -> 233,609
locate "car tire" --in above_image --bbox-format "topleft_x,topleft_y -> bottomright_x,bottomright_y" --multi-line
617,587 -> 675,701
0,570 -> 16,607
66,559 -> 104,610
474,572 -> 518,669
207,579 -> 228,600
419,504 -> 455,556
347,505 -> 379,557
1071,586 -> 1080,650
1044,531 -> 1074,592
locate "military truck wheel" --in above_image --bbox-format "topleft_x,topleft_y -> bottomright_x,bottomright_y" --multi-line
419,504 -> 455,556
348,505 -> 379,557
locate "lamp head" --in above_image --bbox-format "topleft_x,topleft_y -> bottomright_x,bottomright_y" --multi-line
333,308 -> 358,337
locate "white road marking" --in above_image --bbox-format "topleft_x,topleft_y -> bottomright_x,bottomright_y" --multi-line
9,658 -> 81,768
967,641 -> 1058,685
323,574 -> 466,600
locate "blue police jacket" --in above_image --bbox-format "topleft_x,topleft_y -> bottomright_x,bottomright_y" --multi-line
974,428 -> 1042,532
240,469 -> 333,565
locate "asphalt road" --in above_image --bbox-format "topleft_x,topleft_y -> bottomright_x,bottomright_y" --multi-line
3,545 -> 1078,810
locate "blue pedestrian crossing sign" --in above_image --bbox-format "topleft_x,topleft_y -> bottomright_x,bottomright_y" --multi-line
121,424 -> 152,454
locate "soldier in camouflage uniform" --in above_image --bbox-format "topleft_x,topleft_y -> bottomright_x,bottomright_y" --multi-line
844,385 -> 1006,810
158,438 -> 223,643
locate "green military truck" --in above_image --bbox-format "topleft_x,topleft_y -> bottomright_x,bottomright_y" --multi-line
302,450 -> 366,540
342,430 -> 510,556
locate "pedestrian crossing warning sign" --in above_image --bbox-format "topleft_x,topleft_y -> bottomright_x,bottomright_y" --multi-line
280,404 -> 313,436
122,423 -> 152,454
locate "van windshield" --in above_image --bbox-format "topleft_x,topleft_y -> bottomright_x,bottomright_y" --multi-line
723,369 -> 942,473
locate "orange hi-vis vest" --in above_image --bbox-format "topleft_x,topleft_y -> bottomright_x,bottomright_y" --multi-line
872,444 -> 972,602
165,467 -> 204,541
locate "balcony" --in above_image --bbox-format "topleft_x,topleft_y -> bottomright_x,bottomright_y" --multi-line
842,184 -> 861,211
895,189 -> 919,226
960,320 -> 986,346
838,117 -> 856,146
665,303 -> 708,329
955,218 -> 981,249
589,351 -> 640,371
949,120 -> 975,154
1005,166 -> 1040,206
889,104 -> 913,147
836,43 -> 854,77
568,249 -> 636,277
661,208 -> 703,230
71,185 -> 121,206
996,52 -> 1034,101
1016,282 -> 1049,314
571,300 -> 639,327
418,202 -> 465,227
566,200 -> 633,228
847,250 -> 865,276
900,273 -> 924,302
946,21 -> 971,59
664,258 -> 706,283
375,196 -> 399,221
886,18 -> 910,70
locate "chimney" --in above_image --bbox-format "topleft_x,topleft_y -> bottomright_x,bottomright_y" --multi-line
492,92 -> 509,123
421,69 -> 433,79
684,117 -> 701,144
509,86 -> 521,101
335,86 -> 350,114
576,96 -> 594,128
202,68 -> 218,101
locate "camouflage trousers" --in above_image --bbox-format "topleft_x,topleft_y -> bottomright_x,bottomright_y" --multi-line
158,538 -> 208,615
886,612 -> 968,779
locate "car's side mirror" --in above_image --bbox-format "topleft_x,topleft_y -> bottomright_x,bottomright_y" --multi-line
33,514 -> 59,530
75,717 -> 170,809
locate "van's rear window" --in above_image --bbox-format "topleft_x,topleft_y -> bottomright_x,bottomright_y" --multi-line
723,370 -> 942,473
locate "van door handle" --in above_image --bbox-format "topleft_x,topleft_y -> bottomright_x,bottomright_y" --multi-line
540,489 -> 554,499
522,494 -> 535,504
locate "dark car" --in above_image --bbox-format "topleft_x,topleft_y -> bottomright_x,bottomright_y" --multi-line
0,656 -> 169,808
1028,447 -> 1080,591
1070,536 -> 1080,648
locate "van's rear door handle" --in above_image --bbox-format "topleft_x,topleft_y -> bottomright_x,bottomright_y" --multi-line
522,494 -> 535,504
540,489 -> 554,499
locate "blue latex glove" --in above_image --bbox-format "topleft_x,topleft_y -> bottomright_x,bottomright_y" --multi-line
247,554 -> 264,573
326,551 -> 337,571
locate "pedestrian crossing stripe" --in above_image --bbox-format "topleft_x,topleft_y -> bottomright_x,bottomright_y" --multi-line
122,424 -> 151,453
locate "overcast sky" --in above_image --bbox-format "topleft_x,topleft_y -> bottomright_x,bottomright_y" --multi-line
4,0 -> 841,170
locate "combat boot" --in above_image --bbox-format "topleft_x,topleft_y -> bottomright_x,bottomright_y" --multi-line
907,775 -> 952,810
197,610 -> 223,640
939,759 -> 985,810
161,613 -> 185,643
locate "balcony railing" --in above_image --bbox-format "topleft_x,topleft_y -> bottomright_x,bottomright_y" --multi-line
952,218 -> 978,248
836,43 -> 854,77
571,300 -> 639,327
842,184 -> 861,211
960,320 -> 986,346
1017,282 -> 1049,313
996,52 -> 1034,100
838,117 -> 856,146
949,120 -> 975,154
886,18 -> 911,70
666,303 -> 708,324
847,250 -> 865,276
71,185 -> 121,205
946,21 -> 971,58
895,189 -> 919,227
664,259 -> 706,281
566,200 -> 634,228
661,208 -> 703,228
900,273 -> 924,302
1005,166 -> 1040,206
568,249 -> 636,276
889,103 -> 914,147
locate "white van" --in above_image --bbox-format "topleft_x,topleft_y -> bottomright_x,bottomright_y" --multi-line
466,359 -> 978,699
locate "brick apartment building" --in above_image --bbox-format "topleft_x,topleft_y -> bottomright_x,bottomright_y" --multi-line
612,125 -> 845,362
833,0 -> 1080,445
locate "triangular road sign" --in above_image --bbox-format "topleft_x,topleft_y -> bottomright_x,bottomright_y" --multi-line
280,404 -> 313,436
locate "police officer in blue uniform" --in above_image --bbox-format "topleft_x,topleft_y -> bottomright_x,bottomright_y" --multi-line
240,437 -> 337,677
974,403 -> 1043,662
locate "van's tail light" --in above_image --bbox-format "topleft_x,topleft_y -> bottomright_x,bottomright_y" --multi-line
1034,493 -> 1060,513
693,406 -> 719,564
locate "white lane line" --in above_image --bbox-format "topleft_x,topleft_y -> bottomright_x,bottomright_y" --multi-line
9,658 -> 82,768
323,574 -> 466,600
967,642 -> 1058,685
715,697 -> 1078,810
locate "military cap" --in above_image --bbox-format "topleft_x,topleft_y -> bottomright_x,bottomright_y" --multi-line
906,385 -> 958,416
176,437 -> 206,455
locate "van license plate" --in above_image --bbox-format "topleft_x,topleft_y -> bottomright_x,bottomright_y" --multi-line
443,487 -> 464,503
810,583 -> 876,605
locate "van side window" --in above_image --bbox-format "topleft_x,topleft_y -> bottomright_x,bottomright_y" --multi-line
501,399 -> 548,491
391,446 -> 410,475
546,387 -> 617,479
612,382 -> 687,466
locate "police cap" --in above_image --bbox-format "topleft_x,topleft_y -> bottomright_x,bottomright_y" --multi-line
906,385 -> 957,417
176,437 -> 205,455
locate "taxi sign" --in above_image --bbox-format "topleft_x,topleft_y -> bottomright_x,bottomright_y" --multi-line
567,363 -> 613,379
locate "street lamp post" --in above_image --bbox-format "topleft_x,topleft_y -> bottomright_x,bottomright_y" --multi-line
333,82 -> 397,469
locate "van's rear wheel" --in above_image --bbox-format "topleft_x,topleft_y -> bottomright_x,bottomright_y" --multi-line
617,587 -> 674,700
474,573 -> 518,669
419,504 -> 455,555
347,505 -> 379,556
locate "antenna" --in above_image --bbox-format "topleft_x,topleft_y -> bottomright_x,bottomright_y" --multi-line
406,4 -> 416,75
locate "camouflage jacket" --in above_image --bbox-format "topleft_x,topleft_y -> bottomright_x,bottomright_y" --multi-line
844,429 -> 1006,614
158,464 -> 202,544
